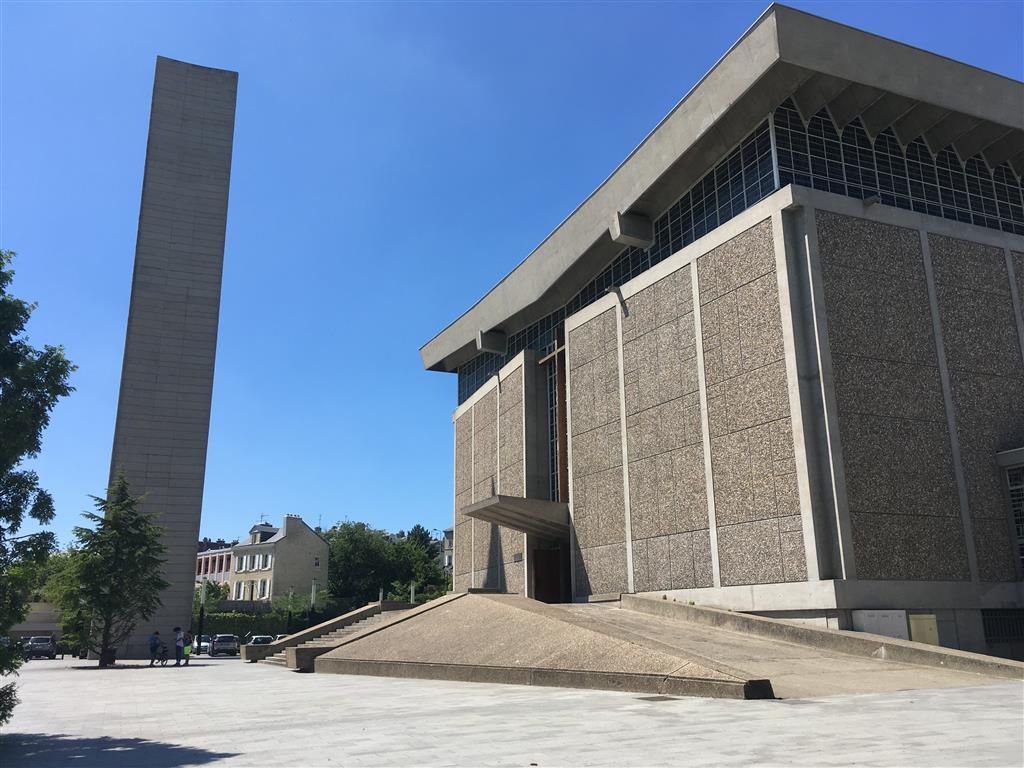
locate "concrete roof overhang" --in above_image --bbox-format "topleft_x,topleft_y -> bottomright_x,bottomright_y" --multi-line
462,495 -> 571,541
420,3 -> 1024,373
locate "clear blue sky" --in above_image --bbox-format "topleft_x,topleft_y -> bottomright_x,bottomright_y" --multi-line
2,1 -> 1022,547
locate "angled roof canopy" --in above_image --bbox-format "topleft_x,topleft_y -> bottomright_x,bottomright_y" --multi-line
420,3 -> 1024,373
462,496 -> 571,541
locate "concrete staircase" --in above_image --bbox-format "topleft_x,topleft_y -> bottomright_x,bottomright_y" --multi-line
260,612 -> 395,669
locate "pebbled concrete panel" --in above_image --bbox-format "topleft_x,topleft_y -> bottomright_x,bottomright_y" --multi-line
850,512 -> 971,581
929,234 -> 1024,582
570,308 -> 629,597
716,519 -> 787,586
696,220 -> 804,586
838,413 -> 961,520
935,284 -> 1021,378
453,360 -> 533,593
816,212 -> 971,582
972,518 -> 1018,583
574,542 -> 628,597
619,262 -> 713,592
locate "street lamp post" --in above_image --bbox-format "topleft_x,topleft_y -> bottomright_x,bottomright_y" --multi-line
307,579 -> 317,628
196,580 -> 206,654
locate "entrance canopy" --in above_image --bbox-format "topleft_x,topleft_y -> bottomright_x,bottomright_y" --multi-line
461,496 -> 570,541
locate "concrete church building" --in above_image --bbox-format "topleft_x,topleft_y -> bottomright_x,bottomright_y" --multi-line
109,57 -> 237,656
421,5 -> 1024,655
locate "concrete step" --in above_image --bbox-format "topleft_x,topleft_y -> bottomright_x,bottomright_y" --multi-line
298,617 -> 387,649
255,612 -> 406,670
283,611 -> 408,670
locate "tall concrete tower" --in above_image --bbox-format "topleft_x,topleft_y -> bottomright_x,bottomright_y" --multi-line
110,56 -> 237,657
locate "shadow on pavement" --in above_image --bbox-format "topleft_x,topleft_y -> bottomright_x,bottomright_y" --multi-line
69,662 -> 225,670
0,732 -> 238,767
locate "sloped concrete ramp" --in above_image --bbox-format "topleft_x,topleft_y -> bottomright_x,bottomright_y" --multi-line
315,592 -> 1022,700
563,600 -> 1020,698
315,593 -> 772,699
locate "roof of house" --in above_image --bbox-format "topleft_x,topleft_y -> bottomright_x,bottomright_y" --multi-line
419,3 -> 1024,373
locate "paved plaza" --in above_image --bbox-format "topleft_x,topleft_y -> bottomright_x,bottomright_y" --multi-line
1,656 -> 1022,767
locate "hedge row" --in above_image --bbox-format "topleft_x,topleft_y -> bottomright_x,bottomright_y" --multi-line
193,610 -> 338,639
193,611 -> 290,638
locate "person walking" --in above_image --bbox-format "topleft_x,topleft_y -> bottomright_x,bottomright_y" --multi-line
173,626 -> 184,666
148,630 -> 161,667
183,631 -> 193,666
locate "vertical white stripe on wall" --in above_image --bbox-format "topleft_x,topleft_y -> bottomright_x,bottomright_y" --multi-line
921,230 -> 979,584
801,207 -> 858,580
771,209 -> 821,581
451,415 -> 458,587
565,336 -> 578,600
521,364 -> 530,596
1005,249 -> 1024,367
691,262 -> 722,588
494,374 -> 502,592
470,405 -> 476,589
613,295 -> 635,594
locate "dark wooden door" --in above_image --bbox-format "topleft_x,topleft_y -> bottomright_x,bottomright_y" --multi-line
533,549 -> 562,603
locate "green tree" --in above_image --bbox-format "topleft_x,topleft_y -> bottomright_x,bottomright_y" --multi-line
406,524 -> 439,559
325,521 -> 448,609
386,536 -> 448,604
15,547 -> 79,603
270,589 -> 332,616
53,476 -> 168,667
0,249 -> 75,725
323,522 -> 395,611
193,580 -> 228,616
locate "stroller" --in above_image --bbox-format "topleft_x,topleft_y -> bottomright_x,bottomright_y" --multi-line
156,641 -> 170,666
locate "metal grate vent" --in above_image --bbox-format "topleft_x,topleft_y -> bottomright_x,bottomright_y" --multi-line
982,609 -> 1024,643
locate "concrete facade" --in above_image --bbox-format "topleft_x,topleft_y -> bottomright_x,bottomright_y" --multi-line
109,57 -> 237,656
562,188 -> 1023,634
8,603 -> 62,641
426,6 -> 1024,657
452,353 -> 548,594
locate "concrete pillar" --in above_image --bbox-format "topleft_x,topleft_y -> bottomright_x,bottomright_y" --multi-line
110,57 -> 237,657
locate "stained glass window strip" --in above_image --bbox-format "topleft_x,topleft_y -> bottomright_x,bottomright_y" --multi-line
458,100 -> 1024,404
774,99 -> 1024,234
457,120 -> 774,402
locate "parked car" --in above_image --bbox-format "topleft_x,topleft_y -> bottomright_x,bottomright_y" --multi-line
24,636 -> 57,660
274,634 -> 289,642
248,635 -> 274,645
195,635 -> 212,655
209,634 -> 240,656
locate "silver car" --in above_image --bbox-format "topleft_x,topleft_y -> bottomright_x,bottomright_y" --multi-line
210,634 -> 239,656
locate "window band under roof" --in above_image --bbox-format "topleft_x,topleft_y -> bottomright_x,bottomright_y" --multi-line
457,100 -> 1024,404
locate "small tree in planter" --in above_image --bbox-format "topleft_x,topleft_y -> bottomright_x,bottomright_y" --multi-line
55,476 -> 168,667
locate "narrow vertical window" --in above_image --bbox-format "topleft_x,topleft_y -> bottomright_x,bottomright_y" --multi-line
1008,466 -> 1024,572
539,325 -> 569,502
